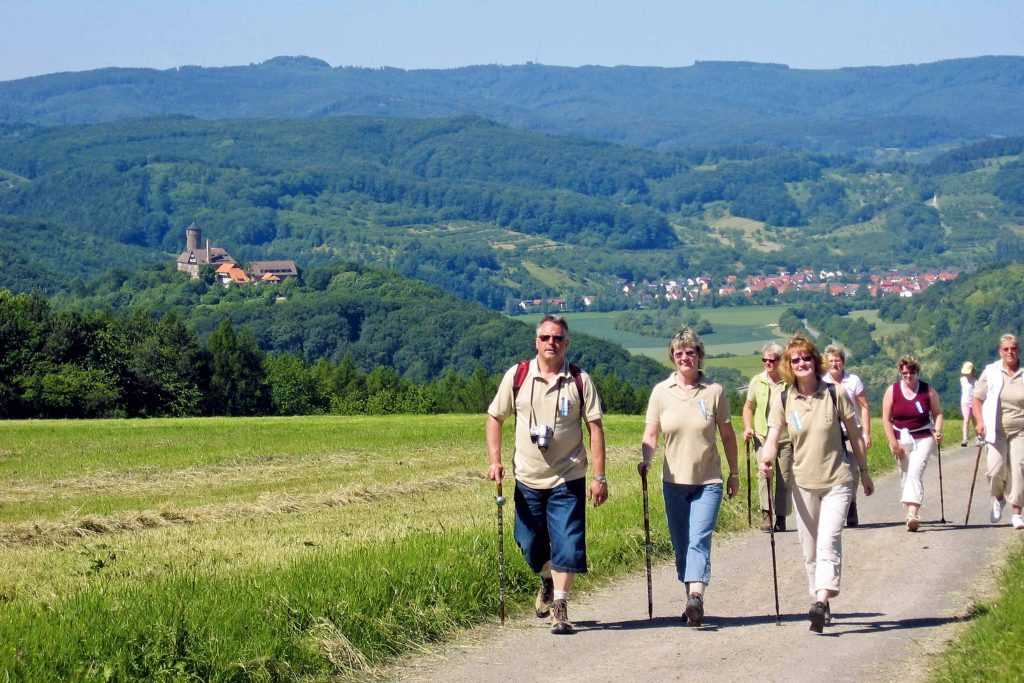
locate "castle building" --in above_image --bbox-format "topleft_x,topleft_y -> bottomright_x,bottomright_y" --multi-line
175,222 -> 237,278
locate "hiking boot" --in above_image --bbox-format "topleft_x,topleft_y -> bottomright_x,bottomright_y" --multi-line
1013,514 -> 1024,531
684,592 -> 704,626
759,510 -> 772,532
846,502 -> 859,528
991,497 -> 1007,524
549,598 -> 573,635
824,602 -> 832,625
535,576 -> 554,617
773,516 -> 786,532
906,515 -> 920,532
961,439 -> 968,447
809,601 -> 828,633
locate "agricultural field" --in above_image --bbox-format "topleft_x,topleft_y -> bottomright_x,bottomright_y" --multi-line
0,414 -> 904,681
517,305 -> 789,362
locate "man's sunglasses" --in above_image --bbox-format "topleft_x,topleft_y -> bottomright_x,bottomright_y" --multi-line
538,334 -> 565,343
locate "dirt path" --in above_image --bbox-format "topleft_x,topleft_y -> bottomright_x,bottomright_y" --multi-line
391,444 -> 1023,682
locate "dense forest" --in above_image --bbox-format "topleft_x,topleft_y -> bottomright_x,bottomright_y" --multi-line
1,116 -> 1022,312
2,56 -> 1023,153
0,262 -> 689,419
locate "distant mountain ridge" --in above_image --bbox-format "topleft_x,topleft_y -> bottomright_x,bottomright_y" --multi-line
2,56 -> 1023,152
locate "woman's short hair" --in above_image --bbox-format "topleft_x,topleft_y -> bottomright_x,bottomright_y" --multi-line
780,335 -> 826,384
999,333 -> 1019,349
669,326 -> 705,369
898,354 -> 921,375
761,342 -> 784,360
824,343 -> 846,363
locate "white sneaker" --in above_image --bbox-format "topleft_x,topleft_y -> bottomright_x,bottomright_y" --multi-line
991,498 -> 1007,523
1013,514 -> 1024,531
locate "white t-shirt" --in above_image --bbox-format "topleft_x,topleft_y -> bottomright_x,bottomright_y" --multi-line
960,375 -> 975,407
823,371 -> 865,429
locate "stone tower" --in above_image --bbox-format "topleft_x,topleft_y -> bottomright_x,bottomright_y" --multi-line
185,223 -> 201,252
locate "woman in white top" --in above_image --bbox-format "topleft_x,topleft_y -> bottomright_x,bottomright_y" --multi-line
960,362 -> 977,447
823,344 -> 871,528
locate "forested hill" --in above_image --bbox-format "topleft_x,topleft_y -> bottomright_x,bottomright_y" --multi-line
2,116 -> 1023,309
3,56 -> 1024,152
878,262 -> 1024,395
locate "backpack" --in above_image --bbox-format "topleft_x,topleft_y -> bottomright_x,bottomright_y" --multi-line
511,360 -> 591,434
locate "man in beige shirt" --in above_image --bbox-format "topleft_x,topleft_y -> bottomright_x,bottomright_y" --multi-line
487,315 -> 606,634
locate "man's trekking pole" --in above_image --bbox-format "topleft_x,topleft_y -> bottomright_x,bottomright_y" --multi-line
936,440 -> 947,523
496,480 -> 507,625
641,467 -> 653,619
766,472 -> 781,625
745,438 -> 753,527
965,442 -> 984,526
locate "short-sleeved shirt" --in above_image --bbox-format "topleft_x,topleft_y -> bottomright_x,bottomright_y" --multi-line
823,371 -> 865,430
645,373 -> 730,485
960,375 -> 975,407
767,380 -> 857,489
488,359 -> 603,489
975,369 -> 1024,438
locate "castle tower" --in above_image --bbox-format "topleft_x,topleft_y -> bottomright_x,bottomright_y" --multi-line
185,223 -> 201,252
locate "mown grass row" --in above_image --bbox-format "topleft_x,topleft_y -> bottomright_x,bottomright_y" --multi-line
0,416 -> 906,680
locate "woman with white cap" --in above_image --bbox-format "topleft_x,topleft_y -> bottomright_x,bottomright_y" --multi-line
960,361 -> 977,447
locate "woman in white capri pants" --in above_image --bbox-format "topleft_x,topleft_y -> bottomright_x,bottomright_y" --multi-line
881,354 -> 943,532
760,335 -> 874,633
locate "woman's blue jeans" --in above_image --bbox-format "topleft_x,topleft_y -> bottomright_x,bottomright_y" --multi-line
663,481 -> 723,585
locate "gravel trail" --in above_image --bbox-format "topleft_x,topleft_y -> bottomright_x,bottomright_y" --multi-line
391,444 -> 1021,682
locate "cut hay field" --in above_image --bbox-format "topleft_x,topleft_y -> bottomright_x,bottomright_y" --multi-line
0,415 -> 903,681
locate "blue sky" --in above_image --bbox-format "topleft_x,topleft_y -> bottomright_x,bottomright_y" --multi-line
2,0 -> 1021,81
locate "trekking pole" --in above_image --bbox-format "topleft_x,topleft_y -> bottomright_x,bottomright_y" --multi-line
745,438 -> 752,527
496,480 -> 507,625
766,471 -> 781,625
936,440 -> 947,523
964,442 -> 984,526
641,467 -> 653,619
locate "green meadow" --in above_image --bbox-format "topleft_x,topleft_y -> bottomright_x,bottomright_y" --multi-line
1,415 -> 915,681
518,305 -> 789,362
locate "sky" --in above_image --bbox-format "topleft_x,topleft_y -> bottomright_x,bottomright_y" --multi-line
2,0 -> 1022,82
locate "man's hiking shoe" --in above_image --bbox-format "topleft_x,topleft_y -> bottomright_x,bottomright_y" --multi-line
846,502 -> 859,527
535,576 -> 554,617
684,592 -> 704,626
773,516 -> 786,532
907,515 -> 921,532
549,598 -> 573,635
760,510 -> 772,532
809,601 -> 828,633
991,497 -> 1007,524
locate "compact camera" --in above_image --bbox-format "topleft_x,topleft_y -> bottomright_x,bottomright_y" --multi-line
529,424 -> 554,451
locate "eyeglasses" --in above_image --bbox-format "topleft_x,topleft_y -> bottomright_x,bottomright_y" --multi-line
789,355 -> 814,365
761,357 -> 778,364
900,370 -> 918,377
1001,347 -> 1020,353
673,349 -> 699,359
538,334 -> 565,343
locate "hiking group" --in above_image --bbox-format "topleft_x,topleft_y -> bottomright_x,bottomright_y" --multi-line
485,315 -> 1024,635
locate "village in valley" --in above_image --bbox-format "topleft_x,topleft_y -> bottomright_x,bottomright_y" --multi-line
518,267 -> 960,313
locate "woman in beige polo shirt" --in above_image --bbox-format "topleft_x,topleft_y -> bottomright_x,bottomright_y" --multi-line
639,327 -> 739,626
759,335 -> 874,633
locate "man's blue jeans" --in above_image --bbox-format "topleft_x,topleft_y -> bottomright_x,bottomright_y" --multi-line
513,478 -> 588,574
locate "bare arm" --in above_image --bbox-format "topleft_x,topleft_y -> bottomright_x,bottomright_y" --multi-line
639,422 -> 660,475
758,426 -> 781,475
842,415 -> 874,496
881,386 -> 903,459
973,396 -> 986,438
719,422 -> 739,498
856,392 -> 872,449
486,414 -> 505,481
742,399 -> 756,441
587,419 -> 608,507
929,387 -> 944,441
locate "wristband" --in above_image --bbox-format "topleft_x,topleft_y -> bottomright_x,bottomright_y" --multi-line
594,475 -> 608,484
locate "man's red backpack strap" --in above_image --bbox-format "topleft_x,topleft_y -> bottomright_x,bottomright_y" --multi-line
511,361 -> 590,434
512,361 -> 585,402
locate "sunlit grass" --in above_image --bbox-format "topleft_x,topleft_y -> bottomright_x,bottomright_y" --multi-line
0,415 -> 907,680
